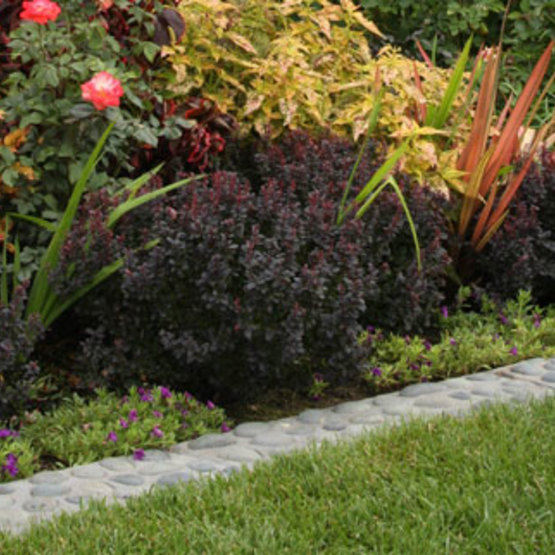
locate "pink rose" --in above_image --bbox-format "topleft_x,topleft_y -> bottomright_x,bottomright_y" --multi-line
81,72 -> 124,111
20,0 -> 61,24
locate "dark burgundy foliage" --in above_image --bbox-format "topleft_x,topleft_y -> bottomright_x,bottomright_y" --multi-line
53,132 -> 451,402
0,284 -> 43,424
473,151 -> 555,304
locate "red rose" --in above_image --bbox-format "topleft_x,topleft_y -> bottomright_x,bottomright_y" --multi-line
20,0 -> 61,25
81,72 -> 124,111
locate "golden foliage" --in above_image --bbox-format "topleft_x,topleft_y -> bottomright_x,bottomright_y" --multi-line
166,0 -> 471,189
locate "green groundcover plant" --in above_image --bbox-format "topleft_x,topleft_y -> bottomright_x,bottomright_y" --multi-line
0,384 -> 229,482
364,289 -> 555,389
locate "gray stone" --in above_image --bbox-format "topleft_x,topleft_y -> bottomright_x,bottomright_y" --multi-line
449,391 -> 472,401
99,458 -> 135,472
30,484 -> 71,498
543,359 -> 555,371
511,359 -> 545,376
187,459 -> 224,473
297,409 -> 329,425
0,497 -> 14,510
400,382 -> 446,397
332,399 -> 375,414
110,474 -> 145,486
71,465 -> 107,480
135,462 -> 182,476
465,372 -> 499,382
251,432 -> 295,448
157,472 -> 194,486
285,424 -> 317,436
30,471 -> 69,485
64,482 -> 114,504
322,417 -> 349,431
188,434 -> 237,450
349,413 -> 385,425
233,422 -> 274,438
207,446 -> 262,464
414,396 -> 458,409
23,499 -> 60,513
0,485 -> 14,495
542,371 -> 555,383
139,450 -> 171,462
470,387 -> 500,398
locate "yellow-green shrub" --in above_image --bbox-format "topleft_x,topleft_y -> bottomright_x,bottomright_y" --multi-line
166,0 -> 472,191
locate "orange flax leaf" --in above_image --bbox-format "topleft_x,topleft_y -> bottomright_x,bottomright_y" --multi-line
474,212 -> 508,252
457,48 -> 500,178
415,39 -> 434,69
523,70 -> 555,132
487,122 -> 551,226
471,177 -> 500,248
458,148 -> 493,238
479,40 -> 553,196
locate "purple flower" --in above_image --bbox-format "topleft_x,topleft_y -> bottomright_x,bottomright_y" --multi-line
441,305 -> 449,318
206,400 -> 215,410
423,340 -> 432,351
499,312 -> 508,325
152,410 -> 163,419
404,335 -> 411,345
0,429 -> 17,439
151,426 -> 164,438
371,367 -> 382,377
181,409 -> 189,416
119,418 -> 128,429
107,431 -> 118,442
409,363 -> 421,371
533,313 -> 541,329
128,409 -> 138,422
221,422 -> 231,433
313,373 -> 324,383
2,453 -> 18,478
140,393 -> 153,402
121,395 -> 129,404
133,449 -> 145,461
449,337 -> 457,346
159,386 -> 172,399
509,346 -> 518,356
366,325 -> 375,334
420,377 -> 429,383
184,391 -> 193,400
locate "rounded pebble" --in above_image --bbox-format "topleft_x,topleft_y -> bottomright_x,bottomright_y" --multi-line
233,422 -> 274,438
30,472 -> 69,485
71,465 -> 107,480
332,399 -> 375,414
157,472 -> 194,486
31,484 -> 71,498
99,458 -> 135,472
23,499 -> 59,513
511,360 -> 545,376
400,383 -> 446,397
251,432 -> 296,448
110,474 -> 145,487
542,371 -> 555,383
449,391 -> 472,401
188,434 -> 238,450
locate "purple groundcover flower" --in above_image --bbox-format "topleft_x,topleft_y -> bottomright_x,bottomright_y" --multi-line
119,418 -> 129,429
159,386 -> 172,399
2,453 -> 18,478
107,431 -> 118,442
206,401 -> 215,410
128,409 -> 138,422
449,337 -> 457,346
152,410 -> 163,419
499,312 -> 508,325
371,367 -> 382,377
441,306 -> 449,318
133,449 -> 145,461
533,313 -> 541,328
509,346 -> 518,356
423,339 -> 432,351
0,429 -> 18,439
221,422 -> 231,433
151,426 -> 164,438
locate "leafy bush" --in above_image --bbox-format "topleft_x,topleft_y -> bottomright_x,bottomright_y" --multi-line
167,0 -> 470,189
364,289 -> 555,391
56,132 -> 451,402
0,284 -> 43,424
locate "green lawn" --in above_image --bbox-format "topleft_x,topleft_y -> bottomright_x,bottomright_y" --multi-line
1,396 -> 553,554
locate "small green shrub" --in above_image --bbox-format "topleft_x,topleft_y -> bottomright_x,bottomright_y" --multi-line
0,385 -> 229,482
364,289 -> 555,390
